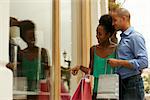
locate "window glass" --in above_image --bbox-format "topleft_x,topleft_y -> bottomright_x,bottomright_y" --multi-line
10,0 -> 52,99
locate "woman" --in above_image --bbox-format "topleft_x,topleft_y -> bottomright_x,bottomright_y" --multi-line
18,20 -> 49,100
71,14 -> 117,100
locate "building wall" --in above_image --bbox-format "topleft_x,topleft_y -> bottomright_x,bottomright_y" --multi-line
0,0 -> 9,63
0,0 -> 13,100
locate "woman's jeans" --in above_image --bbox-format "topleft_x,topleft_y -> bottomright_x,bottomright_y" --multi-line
120,74 -> 144,100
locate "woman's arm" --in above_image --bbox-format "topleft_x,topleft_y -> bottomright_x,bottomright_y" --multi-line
71,46 -> 95,75
88,46 -> 95,75
41,48 -> 50,77
41,48 -> 49,70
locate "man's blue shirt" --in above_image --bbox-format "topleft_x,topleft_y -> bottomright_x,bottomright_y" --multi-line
116,27 -> 148,79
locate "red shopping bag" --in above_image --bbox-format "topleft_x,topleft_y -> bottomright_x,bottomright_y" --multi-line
38,79 -> 50,100
61,80 -> 71,100
71,80 -> 82,100
71,75 -> 92,100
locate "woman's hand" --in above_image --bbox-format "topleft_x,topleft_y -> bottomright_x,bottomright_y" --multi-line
6,62 -> 15,70
70,65 -> 80,75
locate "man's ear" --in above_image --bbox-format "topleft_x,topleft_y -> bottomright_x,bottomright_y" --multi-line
122,15 -> 127,21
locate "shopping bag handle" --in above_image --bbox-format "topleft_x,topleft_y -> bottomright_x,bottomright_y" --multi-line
104,59 -> 113,74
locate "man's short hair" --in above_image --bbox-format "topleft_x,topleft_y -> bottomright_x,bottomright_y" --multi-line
115,8 -> 130,19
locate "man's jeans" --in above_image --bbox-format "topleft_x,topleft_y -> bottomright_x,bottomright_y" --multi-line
120,74 -> 144,100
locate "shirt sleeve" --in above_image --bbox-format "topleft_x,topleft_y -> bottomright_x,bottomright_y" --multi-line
128,34 -> 148,70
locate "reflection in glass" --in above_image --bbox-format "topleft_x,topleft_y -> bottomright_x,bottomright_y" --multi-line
62,50 -> 71,91
10,19 -> 50,100
60,0 -> 72,99
9,0 -> 52,99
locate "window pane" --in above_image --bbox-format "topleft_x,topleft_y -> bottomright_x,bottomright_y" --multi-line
10,0 -> 52,100
60,0 -> 71,99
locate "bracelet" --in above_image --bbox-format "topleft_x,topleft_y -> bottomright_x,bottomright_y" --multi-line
80,65 -> 83,70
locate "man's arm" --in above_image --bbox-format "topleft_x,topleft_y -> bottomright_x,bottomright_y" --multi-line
108,58 -> 133,69
108,34 -> 148,70
128,34 -> 148,70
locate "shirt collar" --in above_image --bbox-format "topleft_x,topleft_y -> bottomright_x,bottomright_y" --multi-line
120,26 -> 134,37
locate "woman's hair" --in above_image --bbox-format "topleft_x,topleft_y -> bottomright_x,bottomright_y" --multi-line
10,17 -> 19,26
99,14 -> 115,37
19,20 -> 35,41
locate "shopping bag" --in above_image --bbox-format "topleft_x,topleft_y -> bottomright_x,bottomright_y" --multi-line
71,75 -> 92,100
13,77 -> 27,91
97,61 -> 119,99
71,78 -> 82,100
38,79 -> 50,100
82,76 -> 92,100
97,74 -> 119,99
61,80 -> 71,100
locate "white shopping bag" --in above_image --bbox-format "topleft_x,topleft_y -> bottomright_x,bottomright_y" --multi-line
97,61 -> 119,100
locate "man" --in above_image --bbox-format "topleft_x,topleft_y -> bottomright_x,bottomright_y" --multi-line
108,8 -> 148,100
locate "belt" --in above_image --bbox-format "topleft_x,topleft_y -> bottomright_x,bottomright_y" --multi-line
122,74 -> 141,82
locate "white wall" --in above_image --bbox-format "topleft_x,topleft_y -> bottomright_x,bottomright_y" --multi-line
0,0 -> 9,63
10,0 -> 52,64
0,1 -> 13,100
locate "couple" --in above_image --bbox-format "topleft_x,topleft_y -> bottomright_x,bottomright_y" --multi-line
71,8 -> 148,100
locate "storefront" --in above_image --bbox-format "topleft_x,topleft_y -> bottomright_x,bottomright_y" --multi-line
0,0 -> 109,100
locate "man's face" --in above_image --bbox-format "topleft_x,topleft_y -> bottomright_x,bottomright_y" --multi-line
112,13 -> 123,31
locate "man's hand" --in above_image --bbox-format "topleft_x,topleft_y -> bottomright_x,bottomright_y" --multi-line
108,58 -> 133,69
107,58 -> 119,67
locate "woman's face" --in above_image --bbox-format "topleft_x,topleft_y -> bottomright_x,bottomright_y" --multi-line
96,25 -> 109,44
24,29 -> 35,47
